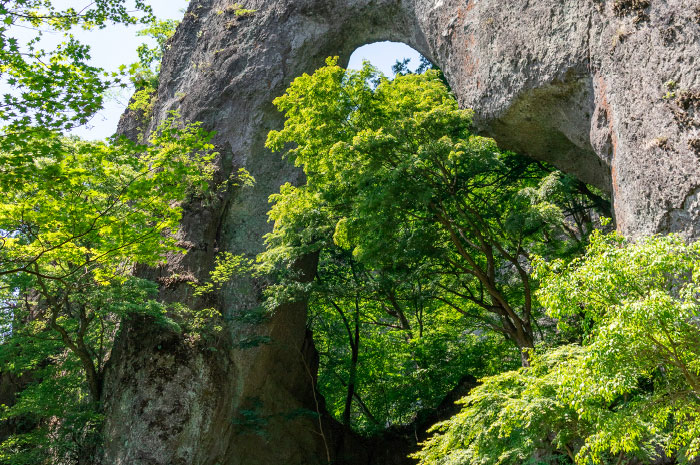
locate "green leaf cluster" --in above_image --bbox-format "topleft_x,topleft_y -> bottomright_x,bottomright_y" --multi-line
414,346 -> 586,465
0,2 -> 238,461
0,0 -> 154,132
261,58 -> 607,432
0,112 -> 221,461
416,232 -> 700,464
128,18 -> 179,90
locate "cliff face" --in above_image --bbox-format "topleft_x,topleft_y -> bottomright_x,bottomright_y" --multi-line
102,1 -> 700,464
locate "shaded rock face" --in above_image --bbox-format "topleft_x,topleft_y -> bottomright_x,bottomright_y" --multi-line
102,0 -> 700,464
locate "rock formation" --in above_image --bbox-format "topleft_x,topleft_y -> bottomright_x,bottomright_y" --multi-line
102,0 -> 700,463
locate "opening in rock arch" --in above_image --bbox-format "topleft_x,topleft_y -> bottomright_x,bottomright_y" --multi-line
348,41 -> 424,77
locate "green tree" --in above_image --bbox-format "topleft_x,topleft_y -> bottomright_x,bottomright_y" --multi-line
414,346 -> 587,465
538,231 -> 700,464
307,246 -> 515,432
0,116 -> 220,463
126,17 -> 180,118
416,232 -> 700,465
264,58 -> 602,365
0,2 -> 235,462
130,18 -> 179,88
0,0 -> 154,133
256,58 -> 608,433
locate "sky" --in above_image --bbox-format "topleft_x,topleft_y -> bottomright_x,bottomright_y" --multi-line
348,41 -> 422,77
9,1 -> 423,140
51,0 -> 192,140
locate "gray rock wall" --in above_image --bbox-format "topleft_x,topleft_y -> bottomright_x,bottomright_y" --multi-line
101,1 -> 700,464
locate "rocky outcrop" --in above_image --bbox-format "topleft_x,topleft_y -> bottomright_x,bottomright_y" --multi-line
102,1 -> 700,464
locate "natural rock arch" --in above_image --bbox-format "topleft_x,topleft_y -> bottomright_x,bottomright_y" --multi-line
102,1 -> 700,464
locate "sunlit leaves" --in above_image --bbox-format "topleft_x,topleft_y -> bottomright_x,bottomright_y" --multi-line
414,346 -> 586,465
418,233 -> 700,465
0,0 -> 155,132
0,112 -> 220,463
264,58 -> 606,370
0,115 -> 216,285
130,18 -> 179,89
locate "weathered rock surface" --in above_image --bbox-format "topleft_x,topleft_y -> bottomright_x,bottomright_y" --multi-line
102,0 -> 700,464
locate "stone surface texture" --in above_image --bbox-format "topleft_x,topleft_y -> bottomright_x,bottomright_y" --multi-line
101,0 -> 700,464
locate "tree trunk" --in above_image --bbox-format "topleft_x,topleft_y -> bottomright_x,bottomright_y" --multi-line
514,332 -> 535,367
342,301 -> 361,426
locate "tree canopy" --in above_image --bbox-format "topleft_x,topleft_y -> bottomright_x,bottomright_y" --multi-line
0,115 -> 222,464
260,58 -> 608,432
0,3 -> 234,462
265,57 -> 603,357
0,0 -> 154,133
415,232 -> 700,465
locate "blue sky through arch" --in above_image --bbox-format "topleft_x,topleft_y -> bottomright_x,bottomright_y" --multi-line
348,41 -> 423,77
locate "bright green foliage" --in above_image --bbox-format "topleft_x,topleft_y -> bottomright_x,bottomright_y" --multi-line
262,58 -> 606,431
193,250 -> 256,298
417,232 -> 700,465
232,4 -> 257,17
314,289 -> 519,432
307,247 -> 520,431
127,85 -> 157,117
125,18 -> 180,124
538,232 -> 700,463
0,278 -> 165,464
0,115 -> 218,463
0,0 -> 154,132
129,19 -> 180,89
261,188 -> 519,429
266,58 -> 602,360
414,346 -> 586,465
0,2 -> 229,462
1,116 -> 215,288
